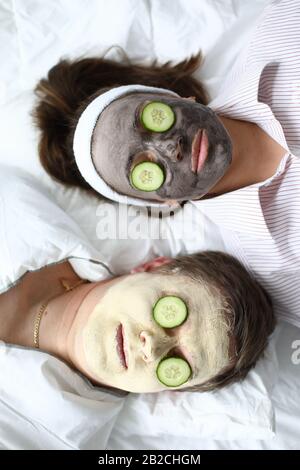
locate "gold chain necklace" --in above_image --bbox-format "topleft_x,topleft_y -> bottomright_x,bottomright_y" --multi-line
33,278 -> 87,349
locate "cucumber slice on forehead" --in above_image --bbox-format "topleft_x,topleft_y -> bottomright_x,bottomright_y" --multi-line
141,101 -> 175,132
130,161 -> 165,192
156,357 -> 192,387
153,296 -> 188,328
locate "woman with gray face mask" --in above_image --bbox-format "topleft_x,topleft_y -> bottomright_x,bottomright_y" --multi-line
32,0 -> 300,329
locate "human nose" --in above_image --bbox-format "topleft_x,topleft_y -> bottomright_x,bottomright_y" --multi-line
139,330 -> 176,363
162,137 -> 184,163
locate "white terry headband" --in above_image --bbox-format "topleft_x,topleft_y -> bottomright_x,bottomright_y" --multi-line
73,84 -> 179,207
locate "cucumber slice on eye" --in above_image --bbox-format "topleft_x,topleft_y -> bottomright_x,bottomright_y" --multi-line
156,357 -> 192,387
141,101 -> 175,132
153,296 -> 188,328
130,161 -> 165,192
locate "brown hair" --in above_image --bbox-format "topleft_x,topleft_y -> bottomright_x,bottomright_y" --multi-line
31,51 -> 208,195
154,251 -> 276,392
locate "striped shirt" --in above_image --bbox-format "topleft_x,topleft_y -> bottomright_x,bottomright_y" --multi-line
191,0 -> 300,328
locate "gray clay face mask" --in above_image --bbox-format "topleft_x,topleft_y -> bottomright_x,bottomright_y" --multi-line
91,91 -> 233,202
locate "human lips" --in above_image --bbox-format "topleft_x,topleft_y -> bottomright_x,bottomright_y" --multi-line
191,129 -> 209,173
116,324 -> 128,369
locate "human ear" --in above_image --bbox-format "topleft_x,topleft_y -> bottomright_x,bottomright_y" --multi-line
130,256 -> 172,274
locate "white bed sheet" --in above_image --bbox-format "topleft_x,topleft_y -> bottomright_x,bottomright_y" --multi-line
1,0 -> 299,450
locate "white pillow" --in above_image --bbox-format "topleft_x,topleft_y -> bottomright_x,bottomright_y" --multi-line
1,0 -> 271,104
0,342 -> 125,450
0,0 -> 22,105
1,0 -> 153,104
150,0 -> 270,99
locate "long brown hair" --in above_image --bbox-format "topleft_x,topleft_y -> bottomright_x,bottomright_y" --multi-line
31,51 -> 208,195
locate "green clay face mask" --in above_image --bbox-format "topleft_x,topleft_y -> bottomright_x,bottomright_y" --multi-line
80,272 -> 231,393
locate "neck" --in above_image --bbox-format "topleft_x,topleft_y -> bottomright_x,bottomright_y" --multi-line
208,115 -> 286,195
0,261 -> 94,365
31,282 -> 96,363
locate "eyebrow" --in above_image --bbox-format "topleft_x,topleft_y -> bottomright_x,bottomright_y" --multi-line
125,153 -> 136,180
133,100 -> 148,132
160,308 -> 197,376
124,103 -> 145,179
176,341 -> 197,377
174,346 -> 196,377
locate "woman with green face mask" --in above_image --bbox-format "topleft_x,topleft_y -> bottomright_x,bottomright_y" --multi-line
0,167 -> 275,393
0,167 -> 275,395
0,248 -> 275,395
